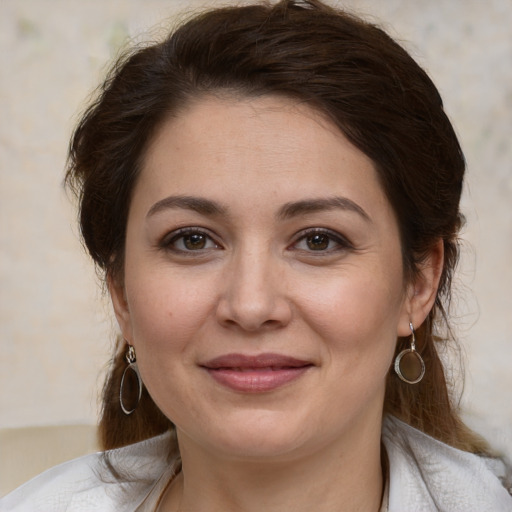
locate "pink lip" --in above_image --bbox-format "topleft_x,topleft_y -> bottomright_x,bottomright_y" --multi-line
201,353 -> 313,393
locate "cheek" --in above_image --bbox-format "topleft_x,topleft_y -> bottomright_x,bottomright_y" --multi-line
125,270 -> 216,358
123,273 -> 214,419
297,265 -> 404,360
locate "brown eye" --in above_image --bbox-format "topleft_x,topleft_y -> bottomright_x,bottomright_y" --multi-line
306,233 -> 330,250
183,233 -> 207,250
164,229 -> 219,253
292,229 -> 352,255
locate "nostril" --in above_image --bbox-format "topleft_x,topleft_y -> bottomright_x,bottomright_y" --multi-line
215,266 -> 292,331
217,304 -> 291,332
261,318 -> 284,328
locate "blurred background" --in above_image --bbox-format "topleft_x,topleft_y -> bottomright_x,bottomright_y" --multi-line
1,0 -> 511,496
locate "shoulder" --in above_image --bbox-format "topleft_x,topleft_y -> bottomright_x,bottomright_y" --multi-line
382,416 -> 512,512
0,432 -> 173,512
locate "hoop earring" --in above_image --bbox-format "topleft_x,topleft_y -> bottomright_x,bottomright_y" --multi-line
394,322 -> 425,384
120,344 -> 143,415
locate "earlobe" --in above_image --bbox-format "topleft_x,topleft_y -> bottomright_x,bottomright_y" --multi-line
107,273 -> 134,343
398,239 -> 444,336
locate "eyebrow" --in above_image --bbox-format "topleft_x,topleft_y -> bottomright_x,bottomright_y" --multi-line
146,195 -> 227,218
277,197 -> 371,222
146,194 -> 370,222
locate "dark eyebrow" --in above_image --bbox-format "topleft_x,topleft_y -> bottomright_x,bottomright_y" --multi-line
146,195 -> 227,218
277,197 -> 371,222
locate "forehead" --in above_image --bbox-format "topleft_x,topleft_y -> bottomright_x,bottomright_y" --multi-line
137,95 -> 384,207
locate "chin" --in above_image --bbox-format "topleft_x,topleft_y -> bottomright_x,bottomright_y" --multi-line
179,411 -> 314,461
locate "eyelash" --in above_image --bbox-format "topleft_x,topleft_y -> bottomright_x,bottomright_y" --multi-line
160,227 -> 353,256
291,228 -> 353,254
160,227 -> 221,254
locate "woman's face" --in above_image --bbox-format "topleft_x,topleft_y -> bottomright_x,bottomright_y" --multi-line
111,95 -> 418,461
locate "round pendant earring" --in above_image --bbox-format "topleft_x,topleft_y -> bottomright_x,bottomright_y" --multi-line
120,344 -> 143,415
394,323 -> 425,384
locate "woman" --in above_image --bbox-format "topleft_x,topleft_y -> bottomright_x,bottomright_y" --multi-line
1,0 -> 511,510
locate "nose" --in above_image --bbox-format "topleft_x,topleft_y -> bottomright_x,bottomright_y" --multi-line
216,246 -> 292,332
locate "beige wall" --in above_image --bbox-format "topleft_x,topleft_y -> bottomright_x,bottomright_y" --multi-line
1,0 -> 511,491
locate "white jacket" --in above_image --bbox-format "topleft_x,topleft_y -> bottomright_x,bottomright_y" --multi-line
1,416 -> 511,511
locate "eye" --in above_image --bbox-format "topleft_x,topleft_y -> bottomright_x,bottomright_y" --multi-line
304,233 -> 331,251
292,229 -> 352,253
163,228 -> 220,253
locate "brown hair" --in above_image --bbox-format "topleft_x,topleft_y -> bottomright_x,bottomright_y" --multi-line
66,0 -> 488,454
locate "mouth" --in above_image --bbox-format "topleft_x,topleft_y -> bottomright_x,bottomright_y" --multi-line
201,353 -> 314,393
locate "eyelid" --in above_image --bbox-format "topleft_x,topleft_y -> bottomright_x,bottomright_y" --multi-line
160,226 -> 222,252
290,227 -> 354,252
158,226 -> 352,255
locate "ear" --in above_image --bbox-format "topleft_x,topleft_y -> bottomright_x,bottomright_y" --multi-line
398,239 -> 444,336
107,272 -> 134,344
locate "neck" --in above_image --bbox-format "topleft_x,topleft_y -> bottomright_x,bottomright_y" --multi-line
159,417 -> 385,512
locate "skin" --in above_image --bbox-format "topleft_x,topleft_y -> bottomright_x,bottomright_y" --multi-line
110,95 -> 443,512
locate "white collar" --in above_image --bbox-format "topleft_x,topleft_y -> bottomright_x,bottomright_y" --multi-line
2,418 -> 510,511
382,416 -> 512,511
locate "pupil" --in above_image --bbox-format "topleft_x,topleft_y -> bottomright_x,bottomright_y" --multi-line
307,234 -> 329,250
184,233 -> 206,250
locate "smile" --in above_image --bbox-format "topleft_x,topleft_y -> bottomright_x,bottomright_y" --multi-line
201,353 -> 314,393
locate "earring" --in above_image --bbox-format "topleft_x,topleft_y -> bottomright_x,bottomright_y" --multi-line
120,344 -> 143,415
394,322 -> 425,384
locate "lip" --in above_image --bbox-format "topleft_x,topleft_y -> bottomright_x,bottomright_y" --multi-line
201,353 -> 313,393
